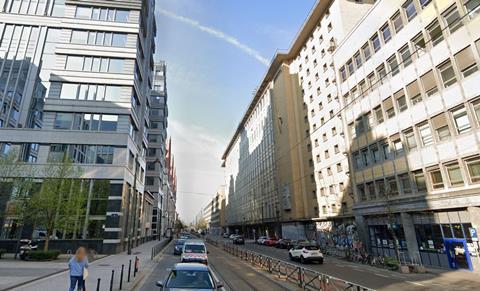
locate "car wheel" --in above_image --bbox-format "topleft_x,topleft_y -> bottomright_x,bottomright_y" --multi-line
300,256 -> 305,264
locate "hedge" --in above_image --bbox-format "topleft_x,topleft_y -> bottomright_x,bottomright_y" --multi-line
28,250 -> 61,261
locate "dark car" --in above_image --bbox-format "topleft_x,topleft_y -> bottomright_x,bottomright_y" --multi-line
275,239 -> 292,249
155,263 -> 223,290
233,235 -> 245,244
174,239 -> 186,255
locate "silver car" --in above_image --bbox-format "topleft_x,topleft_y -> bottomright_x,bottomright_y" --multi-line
156,263 -> 223,290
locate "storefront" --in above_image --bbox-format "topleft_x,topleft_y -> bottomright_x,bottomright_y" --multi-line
366,216 -> 408,260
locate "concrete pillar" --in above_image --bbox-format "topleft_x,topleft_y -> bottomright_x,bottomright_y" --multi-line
354,215 -> 369,250
400,212 -> 420,264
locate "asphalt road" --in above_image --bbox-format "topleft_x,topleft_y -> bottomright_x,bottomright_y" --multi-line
136,240 -> 296,291
228,239 -> 480,291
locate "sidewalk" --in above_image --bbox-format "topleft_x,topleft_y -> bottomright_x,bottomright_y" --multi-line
6,238 -> 170,291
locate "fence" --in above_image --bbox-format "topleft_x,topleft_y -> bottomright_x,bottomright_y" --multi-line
206,238 -> 374,291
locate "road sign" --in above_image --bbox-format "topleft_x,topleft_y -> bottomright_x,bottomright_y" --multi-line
469,227 -> 478,241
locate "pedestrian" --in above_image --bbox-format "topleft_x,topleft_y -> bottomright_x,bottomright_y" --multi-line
68,247 -> 89,291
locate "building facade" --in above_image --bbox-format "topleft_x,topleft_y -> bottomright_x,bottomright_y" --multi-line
0,0 -> 165,253
334,0 -> 480,271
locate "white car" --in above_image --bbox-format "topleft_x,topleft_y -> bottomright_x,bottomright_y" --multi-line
289,244 -> 324,264
256,236 -> 267,245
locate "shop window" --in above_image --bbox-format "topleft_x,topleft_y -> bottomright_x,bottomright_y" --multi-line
413,170 -> 427,192
465,156 -> 480,183
420,70 -> 438,96
415,224 -> 444,252
442,5 -> 462,34
445,162 -> 464,187
427,20 -> 446,49
428,168 -> 444,190
454,46 -> 478,78
431,113 -> 451,141
391,11 -> 404,33
442,224 -> 453,238
452,107 -> 471,134
403,0 -> 417,21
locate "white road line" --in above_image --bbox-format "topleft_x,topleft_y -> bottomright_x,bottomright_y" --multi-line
406,281 -> 425,286
374,273 -> 390,278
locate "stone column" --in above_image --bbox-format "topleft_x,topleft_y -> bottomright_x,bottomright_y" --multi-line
400,212 -> 420,264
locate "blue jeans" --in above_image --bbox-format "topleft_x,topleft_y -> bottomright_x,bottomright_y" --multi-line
69,276 -> 84,291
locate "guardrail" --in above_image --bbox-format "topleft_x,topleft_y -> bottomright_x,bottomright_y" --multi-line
205,238 -> 374,291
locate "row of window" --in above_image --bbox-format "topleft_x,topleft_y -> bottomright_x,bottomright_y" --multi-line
357,155 -> 480,202
339,0 -> 478,82
65,56 -> 124,73
349,52 -> 479,139
54,112 -> 118,131
48,144 -> 115,164
352,98 -> 480,170
59,83 -> 123,101
70,30 -> 127,47
75,6 -> 129,23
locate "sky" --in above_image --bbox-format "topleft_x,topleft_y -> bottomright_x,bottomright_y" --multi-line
155,0 -> 316,223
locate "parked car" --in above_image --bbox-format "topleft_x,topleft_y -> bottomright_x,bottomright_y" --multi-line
181,240 -> 209,265
155,263 -> 223,290
263,237 -> 278,246
222,233 -> 230,238
275,239 -> 292,249
256,236 -> 267,245
229,234 -> 237,239
174,239 -> 186,255
233,235 -> 245,245
288,244 -> 324,264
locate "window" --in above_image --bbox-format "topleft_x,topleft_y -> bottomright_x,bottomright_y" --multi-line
377,64 -> 387,81
54,113 -> 73,129
445,162 -> 464,186
376,179 -> 386,198
438,60 -> 457,87
336,163 -> 343,172
391,12 -> 404,33
403,0 -> 417,21
395,90 -> 408,112
403,128 -> 417,150
96,146 -> 114,164
112,33 -> 127,47
383,97 -> 395,119
413,170 -> 427,192
100,115 -> 118,131
65,56 -> 124,73
399,45 -> 412,67
452,107 -> 471,134
442,5 -> 462,34
362,42 -> 371,60
381,140 -> 392,160
355,117 -> 365,135
464,0 -> 480,18
387,177 -> 399,196
392,134 -> 404,155
418,122 -> 434,146
407,80 -> 422,105
431,113 -> 451,141
420,70 -> 438,96
347,60 -> 354,75
374,106 -> 384,124
65,56 -> 84,71
354,52 -> 362,69
365,112 -> 374,129
71,30 -> 89,44
75,6 -> 129,23
399,173 -> 412,193
340,67 -> 347,81
426,20 -> 444,47
473,98 -> 480,126
388,55 -> 399,76
412,32 -> 426,57
454,46 -> 478,78
465,156 -> 480,183
381,23 -> 391,43
357,184 -> 367,201
371,145 -> 381,163
429,168 -> 444,189
371,33 -> 381,52
60,83 -> 78,99
75,6 -> 92,19
419,0 -> 432,8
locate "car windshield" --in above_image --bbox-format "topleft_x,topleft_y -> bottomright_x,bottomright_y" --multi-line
184,244 -> 206,254
304,246 -> 319,250
166,270 -> 214,289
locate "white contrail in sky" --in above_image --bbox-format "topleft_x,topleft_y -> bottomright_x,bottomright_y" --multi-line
158,9 -> 270,66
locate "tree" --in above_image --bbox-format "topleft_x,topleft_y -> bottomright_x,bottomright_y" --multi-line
26,158 -> 86,251
195,217 -> 208,231
174,219 -> 186,234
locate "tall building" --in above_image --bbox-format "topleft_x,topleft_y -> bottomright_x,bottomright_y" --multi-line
334,0 -> 480,271
160,138 -> 176,236
222,0 -> 375,239
146,61 -> 169,239
0,0 -> 161,253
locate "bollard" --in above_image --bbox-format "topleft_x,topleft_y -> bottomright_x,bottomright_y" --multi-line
96,278 -> 101,291
128,259 -> 132,282
119,264 -> 124,290
109,270 -> 115,291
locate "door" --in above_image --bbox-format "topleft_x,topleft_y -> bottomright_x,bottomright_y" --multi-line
444,238 -> 473,271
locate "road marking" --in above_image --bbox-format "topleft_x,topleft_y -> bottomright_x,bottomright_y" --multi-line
374,273 -> 390,278
406,281 -> 425,286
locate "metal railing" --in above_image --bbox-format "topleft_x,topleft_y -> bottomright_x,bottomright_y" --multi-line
206,238 -> 374,291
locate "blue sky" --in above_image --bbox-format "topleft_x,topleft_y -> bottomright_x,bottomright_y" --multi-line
155,0 -> 316,223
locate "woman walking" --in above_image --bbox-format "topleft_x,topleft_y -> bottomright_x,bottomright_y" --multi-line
68,247 -> 89,291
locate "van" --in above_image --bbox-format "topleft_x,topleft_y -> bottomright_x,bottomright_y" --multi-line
181,240 -> 208,265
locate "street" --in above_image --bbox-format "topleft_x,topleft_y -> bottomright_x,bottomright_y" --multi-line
137,240 -> 296,291
210,237 -> 480,291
